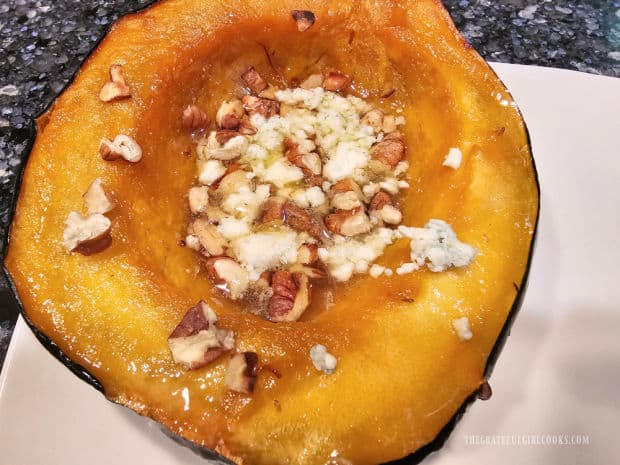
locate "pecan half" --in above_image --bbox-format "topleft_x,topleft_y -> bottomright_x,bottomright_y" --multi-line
99,134 -> 142,163
268,271 -> 310,322
370,138 -> 406,168
83,178 -> 114,215
216,99 -> 244,129
225,352 -> 259,394
282,200 -> 328,240
205,257 -> 250,300
167,301 -> 234,370
325,208 -> 373,236
291,10 -> 316,32
242,66 -> 268,95
63,211 -> 112,255
323,72 -> 349,92
99,64 -> 131,102
182,104 -> 209,131
242,95 -> 280,118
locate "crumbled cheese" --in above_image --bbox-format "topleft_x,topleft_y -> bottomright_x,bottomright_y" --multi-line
322,228 -> 396,281
379,178 -> 400,195
383,268 -> 393,276
396,262 -> 417,275
305,186 -> 326,207
399,219 -> 477,272
452,316 -> 473,341
309,344 -> 337,374
232,230 -> 300,280
443,148 -> 463,169
369,264 -> 386,278
221,184 -> 270,221
217,218 -> 251,240
263,159 -> 304,187
185,234 -> 201,250
397,180 -> 410,189
323,141 -> 370,182
362,182 -> 380,199
198,160 -> 226,185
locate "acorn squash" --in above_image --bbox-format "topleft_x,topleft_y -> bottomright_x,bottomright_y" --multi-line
3,0 -> 539,464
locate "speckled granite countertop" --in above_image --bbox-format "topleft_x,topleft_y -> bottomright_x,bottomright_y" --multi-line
1,0 -> 619,367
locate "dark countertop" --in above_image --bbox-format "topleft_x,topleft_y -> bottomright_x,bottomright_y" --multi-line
1,0 -> 619,368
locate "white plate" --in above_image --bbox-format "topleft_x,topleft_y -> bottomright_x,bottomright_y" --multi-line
1,63 -> 619,465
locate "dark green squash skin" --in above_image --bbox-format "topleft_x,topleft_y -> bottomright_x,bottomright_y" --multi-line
0,1 -> 540,463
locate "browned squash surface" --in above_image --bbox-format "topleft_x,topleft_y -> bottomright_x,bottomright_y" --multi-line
4,1 -> 539,464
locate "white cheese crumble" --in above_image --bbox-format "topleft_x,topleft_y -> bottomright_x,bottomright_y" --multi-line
309,344 -> 337,374
396,262 -> 417,275
322,228 -> 397,281
452,316 -> 473,341
198,160 -> 226,185
398,219 -> 477,272
369,264 -> 386,278
232,230 -> 302,280
443,147 -> 463,169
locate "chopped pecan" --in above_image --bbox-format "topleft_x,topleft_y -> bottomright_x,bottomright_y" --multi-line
205,257 -> 250,300
284,140 -> 322,176
214,129 -> 241,146
99,134 -> 143,163
370,138 -> 406,168
269,271 -> 310,322
289,263 -> 327,279
63,211 -> 112,255
291,10 -> 316,32
282,200 -> 328,240
99,64 -> 131,102
299,73 -> 324,90
384,130 -> 404,141
167,301 -> 234,370
216,99 -> 244,129
322,72 -> 349,92
297,243 -> 318,265
382,115 -> 403,133
242,66 -> 268,95
225,352 -> 259,394
217,169 -> 253,197
331,191 -> 362,211
259,196 -> 286,223
83,178 -> 114,215
239,114 -> 257,135
242,95 -> 280,118
369,192 -> 402,225
325,208 -> 373,236
181,104 -> 209,131
361,109 -> 384,133
189,218 -> 228,256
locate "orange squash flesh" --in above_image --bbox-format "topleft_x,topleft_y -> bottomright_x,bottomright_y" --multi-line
4,1 -> 539,464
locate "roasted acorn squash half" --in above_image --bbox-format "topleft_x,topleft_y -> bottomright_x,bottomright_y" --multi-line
3,0 -> 539,464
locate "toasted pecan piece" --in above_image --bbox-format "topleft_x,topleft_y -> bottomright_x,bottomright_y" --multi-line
322,72 -> 349,92
242,95 -> 280,118
99,64 -> 131,102
325,208 -> 373,236
205,257 -> 250,300
63,211 -> 112,255
259,196 -> 286,223
282,200 -> 328,240
369,192 -> 402,225
268,271 -> 310,322
370,138 -> 406,168
291,10 -> 316,32
167,301 -> 234,370
242,66 -> 268,95
181,104 -> 209,131
216,99 -> 244,129
225,352 -> 259,394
